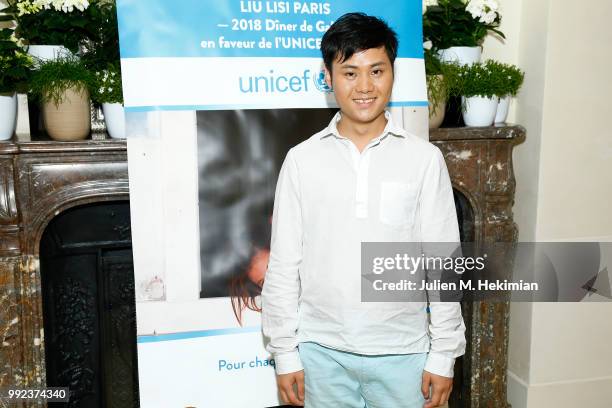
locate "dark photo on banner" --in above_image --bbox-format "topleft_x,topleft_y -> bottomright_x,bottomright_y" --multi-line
196,109 -> 336,308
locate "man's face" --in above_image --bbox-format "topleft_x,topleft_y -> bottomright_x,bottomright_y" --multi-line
325,46 -> 394,127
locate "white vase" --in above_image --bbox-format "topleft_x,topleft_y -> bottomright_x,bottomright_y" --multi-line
27,45 -> 72,64
438,46 -> 482,66
495,95 -> 511,124
462,96 -> 499,127
0,93 -> 17,141
102,103 -> 126,139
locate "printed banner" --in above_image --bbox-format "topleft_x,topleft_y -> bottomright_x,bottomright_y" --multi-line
116,2 -> 426,407
116,0 -> 426,111
137,328 -> 278,407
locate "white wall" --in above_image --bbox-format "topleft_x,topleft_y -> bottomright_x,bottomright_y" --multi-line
534,0 -> 612,240
486,1 -> 612,407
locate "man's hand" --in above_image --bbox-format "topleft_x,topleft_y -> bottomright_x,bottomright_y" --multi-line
276,370 -> 305,406
421,369 -> 453,408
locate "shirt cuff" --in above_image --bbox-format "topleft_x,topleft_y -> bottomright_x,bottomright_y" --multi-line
424,352 -> 455,378
273,350 -> 304,375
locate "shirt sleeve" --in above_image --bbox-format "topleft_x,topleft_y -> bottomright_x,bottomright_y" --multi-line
261,149 -> 304,375
419,147 -> 467,378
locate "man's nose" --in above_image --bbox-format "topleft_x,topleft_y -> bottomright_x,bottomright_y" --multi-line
356,74 -> 374,93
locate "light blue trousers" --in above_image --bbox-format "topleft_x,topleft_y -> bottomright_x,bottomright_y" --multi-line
298,341 -> 428,408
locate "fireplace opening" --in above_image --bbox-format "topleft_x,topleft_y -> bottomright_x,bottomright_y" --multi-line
454,189 -> 475,243
39,201 -> 139,408
450,188 -> 475,408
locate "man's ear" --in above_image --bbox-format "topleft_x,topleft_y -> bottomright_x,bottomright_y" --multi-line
324,67 -> 332,89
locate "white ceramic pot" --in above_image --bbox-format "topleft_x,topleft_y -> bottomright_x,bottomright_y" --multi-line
102,103 -> 126,139
495,95 -> 511,124
462,96 -> 499,127
438,46 -> 482,66
0,93 -> 17,141
42,86 -> 91,141
27,45 -> 72,64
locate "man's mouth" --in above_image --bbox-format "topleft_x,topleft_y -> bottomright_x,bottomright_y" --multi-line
353,97 -> 376,105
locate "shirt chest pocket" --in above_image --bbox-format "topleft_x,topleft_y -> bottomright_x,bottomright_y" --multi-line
379,181 -> 418,228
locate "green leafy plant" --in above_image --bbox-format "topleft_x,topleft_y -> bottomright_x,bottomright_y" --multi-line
426,74 -> 447,118
424,48 -> 462,117
425,49 -> 448,117
29,55 -> 95,106
78,1 -> 123,104
81,0 -> 120,73
487,60 -> 525,97
6,0 -> 96,53
453,60 -> 505,99
0,28 -> 33,93
423,0 -> 505,50
450,59 -> 525,112
424,46 -> 444,76
91,62 -> 122,104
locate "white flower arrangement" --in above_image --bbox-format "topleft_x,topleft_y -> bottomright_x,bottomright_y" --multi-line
16,0 -> 89,16
465,0 -> 500,25
423,0 -> 505,49
9,0 -> 95,52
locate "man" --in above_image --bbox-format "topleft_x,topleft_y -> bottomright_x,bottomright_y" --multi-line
261,12 -> 466,408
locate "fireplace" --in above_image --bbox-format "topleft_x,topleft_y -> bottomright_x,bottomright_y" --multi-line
0,140 -> 131,406
40,201 -> 138,407
0,124 -> 525,407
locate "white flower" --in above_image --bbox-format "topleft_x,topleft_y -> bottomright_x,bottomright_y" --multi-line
466,0 -> 483,18
99,87 -> 105,94
423,40 -> 433,50
480,11 -> 497,24
21,0 -> 88,14
16,1 -> 42,15
51,0 -> 64,10
66,0 -> 89,12
466,0 -> 500,24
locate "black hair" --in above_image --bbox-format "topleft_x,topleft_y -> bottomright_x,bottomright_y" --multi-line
320,12 -> 399,72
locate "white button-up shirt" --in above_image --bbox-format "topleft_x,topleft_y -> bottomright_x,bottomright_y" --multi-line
261,111 -> 466,377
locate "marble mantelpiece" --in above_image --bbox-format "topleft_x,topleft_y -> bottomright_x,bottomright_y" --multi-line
431,125 -> 526,408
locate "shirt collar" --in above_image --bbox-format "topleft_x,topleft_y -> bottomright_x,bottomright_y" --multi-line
319,110 -> 407,141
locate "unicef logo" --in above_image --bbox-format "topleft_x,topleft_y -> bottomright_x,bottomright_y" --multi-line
313,70 -> 333,93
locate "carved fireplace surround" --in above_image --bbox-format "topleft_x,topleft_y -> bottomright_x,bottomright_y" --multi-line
0,125 -> 525,408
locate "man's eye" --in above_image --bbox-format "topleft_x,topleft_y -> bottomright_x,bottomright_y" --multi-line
345,72 -> 356,78
372,69 -> 382,76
